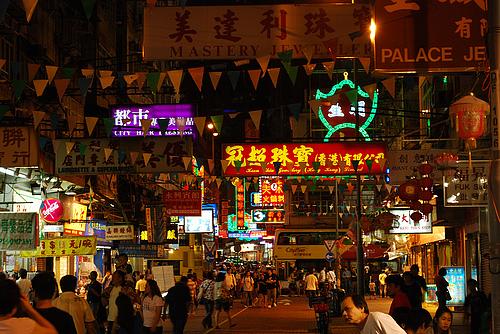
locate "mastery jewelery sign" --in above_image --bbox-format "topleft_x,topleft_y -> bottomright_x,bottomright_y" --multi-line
143,4 -> 371,60
222,143 -> 386,176
0,213 -> 37,251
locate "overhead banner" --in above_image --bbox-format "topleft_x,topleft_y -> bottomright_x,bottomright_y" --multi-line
374,0 -> 487,72
222,142 -> 386,176
143,4 -> 371,60
162,190 -> 202,216
0,127 -> 38,167
55,137 -> 192,174
21,236 -> 97,257
0,213 -> 37,251
111,104 -> 195,137
105,225 -> 135,241
443,161 -> 489,207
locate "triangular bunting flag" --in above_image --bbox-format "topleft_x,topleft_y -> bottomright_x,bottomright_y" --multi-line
130,151 -> 139,164
308,100 -> 322,118
352,160 -> 360,171
188,67 -> 204,92
267,68 -> 280,88
45,65 -> 58,83
359,57 -> 371,74
221,160 -> 230,173
284,65 -> 298,85
32,110 -> 45,129
81,68 -> 94,78
182,157 -> 191,170
303,63 -> 316,76
302,45 -> 314,64
143,152 -> 152,166
234,160 -> 243,172
141,119 -> 153,136
54,79 -> 70,101
277,49 -> 293,67
299,162 -> 307,173
363,83 -> 377,99
247,69 -> 261,90
382,77 -> 396,98
312,161 -> 320,172
27,63 -> 40,82
291,184 -> 298,194
13,80 -> 25,99
301,185 -> 307,193
62,67 -> 76,79
104,148 -> 113,161
260,161 -> 267,172
210,115 -> 223,133
22,0 -> 38,22
207,159 -> 214,174
216,178 -> 223,188
366,160 -> 373,171
82,0 -> 97,19
228,112 -> 240,119
167,69 -> 183,93
123,74 -> 138,86
322,61 -> 335,80
256,55 -> 270,74
78,77 -> 92,98
194,117 -> 206,136
209,72 -> 222,90
146,72 -> 160,92
376,184 -> 383,192
65,141 -> 75,155
33,79 -> 48,97
99,70 -> 112,77
249,110 -> 262,130
328,185 -> 334,194
102,118 -> 114,137
136,72 -> 147,89
379,158 -> 387,170
273,161 -> 281,174
85,117 -> 98,136
227,71 -> 240,91
386,184 -> 392,192
287,103 -> 302,121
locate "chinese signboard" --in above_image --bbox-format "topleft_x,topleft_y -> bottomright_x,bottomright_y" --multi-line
55,137 -> 192,174
63,203 -> 88,236
111,104 -> 195,137
252,209 -> 285,223
117,243 -> 160,259
443,161 -> 489,207
443,266 -> 466,305
0,127 -> 38,167
0,213 -> 37,251
143,4 -> 371,60
39,198 -> 64,223
388,208 -> 432,234
21,236 -> 97,257
374,0 -> 488,72
259,177 -> 285,207
163,190 -> 202,216
236,181 -> 246,230
387,149 -> 451,184
105,225 -> 135,240
145,206 -> 168,244
165,224 -> 179,244
222,143 -> 386,176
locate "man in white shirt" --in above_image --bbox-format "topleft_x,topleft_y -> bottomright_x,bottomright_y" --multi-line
304,270 -> 318,308
327,268 -> 337,289
17,268 -> 32,297
342,294 -> 406,334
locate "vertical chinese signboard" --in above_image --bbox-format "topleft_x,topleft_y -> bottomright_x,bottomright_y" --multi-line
143,4 -> 371,60
374,0 -> 487,72
235,180 -> 246,230
145,206 -> 168,244
0,213 -> 37,251
0,127 -> 38,167
259,177 -> 285,207
163,190 -> 202,216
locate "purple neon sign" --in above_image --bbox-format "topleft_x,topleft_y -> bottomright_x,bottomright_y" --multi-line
111,104 -> 195,137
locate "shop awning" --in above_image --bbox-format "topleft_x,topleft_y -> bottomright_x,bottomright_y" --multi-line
341,244 -> 388,260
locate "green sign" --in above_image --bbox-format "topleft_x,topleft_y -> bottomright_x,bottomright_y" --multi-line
0,213 -> 37,250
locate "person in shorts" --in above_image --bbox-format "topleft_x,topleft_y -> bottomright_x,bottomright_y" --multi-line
214,272 -> 235,329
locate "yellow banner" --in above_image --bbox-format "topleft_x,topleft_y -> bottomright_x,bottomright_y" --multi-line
21,236 -> 97,257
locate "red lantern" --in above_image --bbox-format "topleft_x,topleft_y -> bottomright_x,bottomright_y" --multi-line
418,189 -> 434,201
449,95 -> 490,149
419,177 -> 433,189
418,163 -> 434,175
421,203 -> 433,215
397,180 -> 420,201
409,200 -> 422,211
410,211 -> 423,223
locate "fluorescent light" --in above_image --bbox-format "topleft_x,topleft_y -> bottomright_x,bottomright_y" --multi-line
0,167 -> 28,179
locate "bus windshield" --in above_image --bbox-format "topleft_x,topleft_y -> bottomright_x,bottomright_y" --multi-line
276,231 -> 345,245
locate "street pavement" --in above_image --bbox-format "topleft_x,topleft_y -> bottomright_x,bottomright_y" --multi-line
161,295 -> 469,334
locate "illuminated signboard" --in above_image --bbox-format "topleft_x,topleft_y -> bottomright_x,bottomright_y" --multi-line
236,180 -> 246,230
259,177 -> 285,207
252,209 -> 285,223
443,266 -> 466,306
388,208 -> 432,234
111,104 -> 194,137
315,72 -> 378,141
222,143 -> 386,176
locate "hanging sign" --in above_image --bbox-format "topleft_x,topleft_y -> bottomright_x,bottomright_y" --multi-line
387,149 -> 451,184
39,198 -> 64,223
443,161 -> 489,207
259,177 -> 285,207
162,190 -> 202,216
251,209 -> 285,223
21,236 -> 97,257
0,127 -> 38,167
0,213 -> 37,251
374,0 -> 487,72
165,224 -> 179,244
223,142 -> 386,176
143,4 -> 371,60
236,181 -> 246,230
105,225 -> 135,240
112,104 -> 195,137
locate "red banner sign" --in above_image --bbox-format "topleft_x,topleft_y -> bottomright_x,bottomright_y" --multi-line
222,143 -> 386,176
374,0 -> 487,72
163,190 -> 202,216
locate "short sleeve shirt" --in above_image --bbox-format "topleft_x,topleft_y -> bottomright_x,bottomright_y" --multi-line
361,312 -> 406,334
142,295 -> 164,327
0,317 -> 36,334
53,291 -> 95,334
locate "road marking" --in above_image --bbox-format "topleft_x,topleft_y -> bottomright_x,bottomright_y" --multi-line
204,307 -> 248,333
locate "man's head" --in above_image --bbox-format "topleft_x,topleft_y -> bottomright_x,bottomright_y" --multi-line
386,274 -> 405,298
180,275 -> 188,284
112,270 -> 125,286
19,268 -> 28,279
0,279 -> 20,318
89,271 -> 98,281
32,271 -> 57,300
140,274 -> 145,280
410,264 -> 419,275
60,275 -> 77,293
342,294 -> 369,326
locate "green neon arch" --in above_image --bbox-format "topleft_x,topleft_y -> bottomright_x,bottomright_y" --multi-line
314,73 -> 378,142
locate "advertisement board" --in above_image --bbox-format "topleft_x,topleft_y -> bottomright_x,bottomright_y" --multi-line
443,266 -> 466,306
111,104 -> 195,137
443,161 -> 489,207
184,209 -> 214,233
222,142 -> 386,176
163,190 -> 202,216
0,127 -> 38,167
0,213 -> 37,251
21,236 -> 97,257
105,225 -> 135,240
388,208 -> 432,234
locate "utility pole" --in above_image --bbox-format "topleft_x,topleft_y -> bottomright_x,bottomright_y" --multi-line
488,0 -> 500,332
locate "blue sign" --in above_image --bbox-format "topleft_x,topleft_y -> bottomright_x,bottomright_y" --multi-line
444,266 -> 466,306
325,252 -> 334,263
205,252 -> 215,262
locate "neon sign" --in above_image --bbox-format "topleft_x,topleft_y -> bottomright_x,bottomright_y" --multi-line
315,72 -> 378,141
259,177 -> 285,207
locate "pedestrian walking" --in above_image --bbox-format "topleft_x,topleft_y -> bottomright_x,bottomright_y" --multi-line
165,276 -> 191,334
435,268 -> 451,309
378,270 -> 387,298
464,279 -> 489,334
214,272 -> 236,329
17,268 -> 32,297
141,279 -> 164,334
432,307 -> 453,334
305,269 -> 318,308
86,270 -> 105,331
0,279 -> 57,334
265,268 -> 278,308
198,271 -> 215,329
242,271 -> 254,307
31,272 -> 77,334
341,294 -> 406,333
404,308 -> 432,334
114,294 -> 142,334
